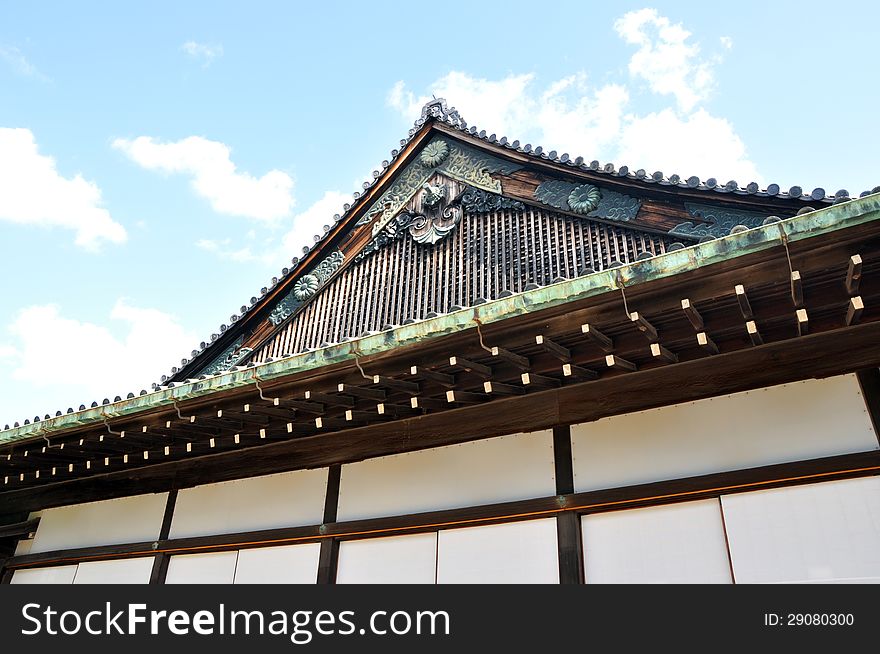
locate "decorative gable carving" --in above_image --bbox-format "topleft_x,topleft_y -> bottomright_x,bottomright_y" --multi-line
268,250 -> 345,326
356,136 -> 522,235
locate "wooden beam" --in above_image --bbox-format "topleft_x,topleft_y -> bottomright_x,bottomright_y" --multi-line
273,397 -> 326,415
317,465 -> 341,584
216,409 -> 269,426
337,383 -> 386,402
0,517 -> 40,540
856,368 -> 880,446
791,270 -> 804,308
629,311 -> 658,342
376,403 -> 419,417
490,346 -> 530,371
581,323 -> 614,352
561,364 -> 598,381
448,356 -> 492,378
556,512 -> 584,585
697,331 -> 719,355
163,416 -> 220,438
408,366 -> 455,387
735,285 -> 753,320
8,321 -> 880,514
650,343 -> 678,364
243,403 -> 294,421
846,296 -> 864,326
9,450 -> 879,574
446,390 -> 486,405
521,373 -> 561,388
372,375 -> 420,395
304,391 -> 355,408
315,416 -> 356,430
149,489 -> 177,584
680,298 -> 704,331
344,409 -> 379,423
535,335 -> 571,362
847,254 -> 862,296
483,381 -> 525,396
746,320 -> 763,346
605,354 -> 636,372
187,415 -> 236,432
797,308 -> 809,336
410,397 -> 449,411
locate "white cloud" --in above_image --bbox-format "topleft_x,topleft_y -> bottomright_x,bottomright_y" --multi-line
0,44 -> 49,80
181,41 -> 223,67
387,10 -> 760,185
112,135 -> 295,222
614,8 -> 714,112
389,73 -> 537,138
196,237 -> 268,264
279,190 -> 349,261
3,300 -> 197,419
720,36 -> 733,50
0,128 -> 127,250
196,190 -> 350,268
616,108 -> 760,183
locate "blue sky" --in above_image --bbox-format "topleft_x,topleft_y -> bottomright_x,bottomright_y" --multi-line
0,1 -> 877,426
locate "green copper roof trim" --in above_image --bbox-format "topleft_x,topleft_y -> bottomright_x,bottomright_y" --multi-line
3,193 -> 879,447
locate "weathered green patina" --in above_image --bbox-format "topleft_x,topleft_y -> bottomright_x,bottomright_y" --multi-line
2,193 -> 878,447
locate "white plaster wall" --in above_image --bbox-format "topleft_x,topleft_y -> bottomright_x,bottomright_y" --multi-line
436,518 -> 559,584
72,557 -> 155,584
337,430 -> 555,522
169,468 -> 329,539
29,493 -> 168,554
581,500 -> 732,583
233,544 -> 321,584
722,476 -> 880,583
337,533 -> 438,584
11,565 -> 78,584
165,551 -> 238,584
572,374 -> 878,492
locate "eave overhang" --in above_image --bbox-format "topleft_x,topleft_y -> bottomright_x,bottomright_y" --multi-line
2,191 -> 878,453
163,101 -> 860,387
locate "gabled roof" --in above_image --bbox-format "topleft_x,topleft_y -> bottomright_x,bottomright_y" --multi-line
2,98 -> 877,431
2,193 -> 878,450
163,99 -> 871,387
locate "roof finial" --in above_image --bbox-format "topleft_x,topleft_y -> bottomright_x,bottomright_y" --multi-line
417,97 -> 465,130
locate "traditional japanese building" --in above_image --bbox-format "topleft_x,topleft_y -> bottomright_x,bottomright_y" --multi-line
2,99 -> 880,584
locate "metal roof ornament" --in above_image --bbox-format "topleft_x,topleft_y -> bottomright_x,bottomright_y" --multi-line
420,139 -> 449,167
568,184 -> 602,215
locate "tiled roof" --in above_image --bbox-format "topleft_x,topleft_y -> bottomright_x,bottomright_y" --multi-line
2,99 -> 877,432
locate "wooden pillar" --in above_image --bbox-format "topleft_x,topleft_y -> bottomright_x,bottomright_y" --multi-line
0,512 -> 33,584
553,426 -> 583,584
0,562 -> 13,585
316,465 -> 341,584
148,489 -> 178,584
856,368 -> 880,446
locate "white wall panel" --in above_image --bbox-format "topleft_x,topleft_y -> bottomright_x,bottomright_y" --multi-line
30,493 -> 168,554
165,551 -> 238,584
436,518 -> 559,584
233,544 -> 321,584
572,375 -> 877,492
337,431 -> 555,522
721,476 -> 880,583
170,469 -> 328,539
14,538 -> 33,557
581,500 -> 732,583
337,533 -> 438,584
73,557 -> 155,584
14,511 -> 39,556
11,565 -> 78,585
